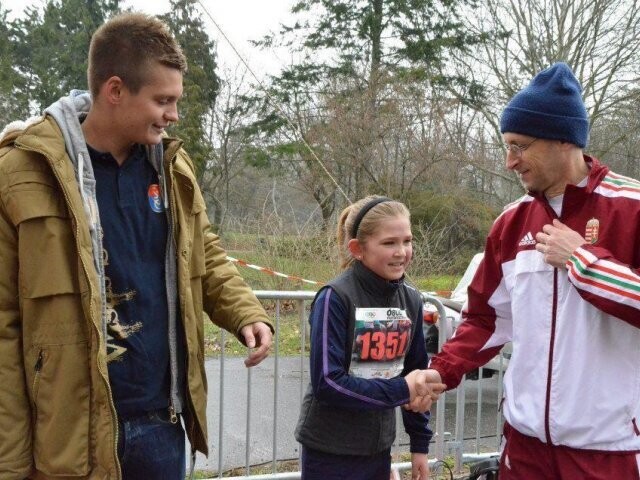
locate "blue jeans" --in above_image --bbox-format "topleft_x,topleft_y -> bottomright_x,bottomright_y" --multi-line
117,409 -> 186,480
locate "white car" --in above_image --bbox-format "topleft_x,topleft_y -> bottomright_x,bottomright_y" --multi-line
422,253 -> 511,379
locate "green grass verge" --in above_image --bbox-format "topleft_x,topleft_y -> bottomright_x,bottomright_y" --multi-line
412,274 -> 459,293
192,455 -> 467,479
203,306 -> 310,357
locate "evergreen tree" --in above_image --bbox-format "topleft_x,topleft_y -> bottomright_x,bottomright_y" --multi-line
0,7 -> 30,126
263,0 -> 490,91
161,0 -> 219,178
10,0 -> 120,112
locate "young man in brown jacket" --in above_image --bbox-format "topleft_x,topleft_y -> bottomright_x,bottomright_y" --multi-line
0,12 -> 273,480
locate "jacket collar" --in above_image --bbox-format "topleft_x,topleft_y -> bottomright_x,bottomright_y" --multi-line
528,154 -> 609,201
352,260 -> 404,298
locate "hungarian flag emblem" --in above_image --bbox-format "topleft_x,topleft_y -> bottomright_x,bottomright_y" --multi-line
585,218 -> 599,244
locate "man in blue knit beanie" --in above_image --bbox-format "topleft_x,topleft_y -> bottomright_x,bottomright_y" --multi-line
420,62 -> 640,478
500,62 -> 589,148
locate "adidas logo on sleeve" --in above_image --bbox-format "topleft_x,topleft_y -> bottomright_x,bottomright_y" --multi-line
518,232 -> 536,246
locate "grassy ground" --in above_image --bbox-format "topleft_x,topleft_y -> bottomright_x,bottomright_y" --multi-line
192,456 -> 470,479
412,274 -> 459,294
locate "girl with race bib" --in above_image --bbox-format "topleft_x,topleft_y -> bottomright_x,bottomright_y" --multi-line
295,195 -> 443,480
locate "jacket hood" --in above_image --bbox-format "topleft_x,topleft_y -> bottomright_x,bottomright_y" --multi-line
46,91 -> 109,343
0,116 -> 42,148
44,90 -> 92,170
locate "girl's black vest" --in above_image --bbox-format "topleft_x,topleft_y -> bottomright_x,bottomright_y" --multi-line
295,261 -> 423,455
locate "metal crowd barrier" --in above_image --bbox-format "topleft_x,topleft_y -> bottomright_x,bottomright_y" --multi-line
194,291 -> 505,479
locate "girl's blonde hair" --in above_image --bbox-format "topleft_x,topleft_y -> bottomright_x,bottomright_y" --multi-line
336,195 -> 410,269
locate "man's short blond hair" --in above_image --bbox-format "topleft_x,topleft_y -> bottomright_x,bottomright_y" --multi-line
88,12 -> 187,98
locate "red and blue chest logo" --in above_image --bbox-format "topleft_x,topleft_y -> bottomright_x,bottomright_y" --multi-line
148,184 -> 164,213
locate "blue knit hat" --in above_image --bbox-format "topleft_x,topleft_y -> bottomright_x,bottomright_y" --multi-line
500,62 -> 589,148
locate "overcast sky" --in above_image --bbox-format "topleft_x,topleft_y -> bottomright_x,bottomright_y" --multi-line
3,0 -> 295,76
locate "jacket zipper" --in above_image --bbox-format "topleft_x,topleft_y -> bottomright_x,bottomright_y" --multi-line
544,268 -> 559,444
15,142 -> 122,479
165,157 -> 180,425
169,161 -> 205,450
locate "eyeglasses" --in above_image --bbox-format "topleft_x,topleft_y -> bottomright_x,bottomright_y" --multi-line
503,138 -> 539,157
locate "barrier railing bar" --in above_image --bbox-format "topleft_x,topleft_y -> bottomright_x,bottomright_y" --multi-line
476,368 -> 484,454
423,294 -> 449,462
218,329 -> 226,479
272,300 -> 281,473
497,353 -> 505,445
297,299 -> 305,464
245,359 -> 252,475
454,377 -> 466,473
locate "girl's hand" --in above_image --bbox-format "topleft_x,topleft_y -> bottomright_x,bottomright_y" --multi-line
411,453 -> 429,480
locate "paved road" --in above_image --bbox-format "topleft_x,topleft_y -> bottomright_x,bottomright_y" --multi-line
194,356 -> 503,474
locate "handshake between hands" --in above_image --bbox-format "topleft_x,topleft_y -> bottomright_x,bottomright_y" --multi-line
403,369 -> 447,413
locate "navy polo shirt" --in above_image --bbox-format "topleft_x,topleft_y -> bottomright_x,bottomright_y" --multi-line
89,143 -> 171,417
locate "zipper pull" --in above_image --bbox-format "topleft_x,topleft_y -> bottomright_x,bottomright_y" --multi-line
168,403 -> 178,424
35,350 -> 44,371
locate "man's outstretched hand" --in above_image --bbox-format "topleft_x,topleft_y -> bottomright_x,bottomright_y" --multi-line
240,322 -> 273,367
404,369 -> 446,413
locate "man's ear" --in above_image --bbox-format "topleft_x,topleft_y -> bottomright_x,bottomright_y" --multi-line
347,238 -> 363,259
102,76 -> 125,105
